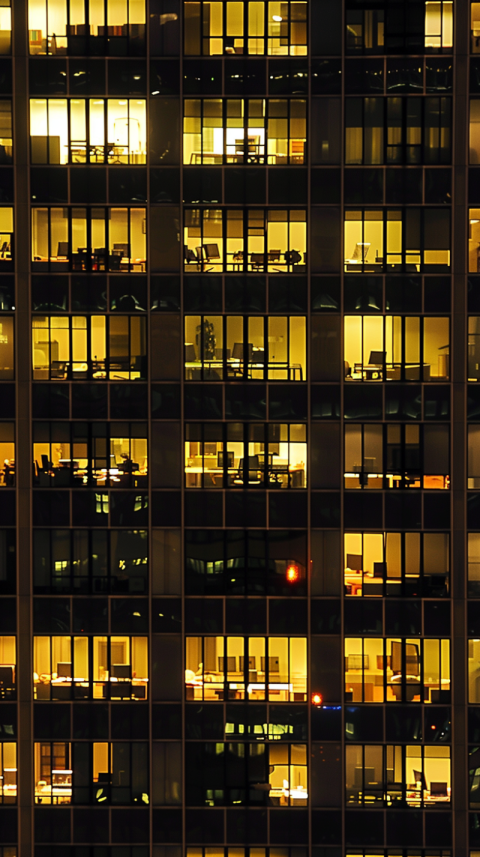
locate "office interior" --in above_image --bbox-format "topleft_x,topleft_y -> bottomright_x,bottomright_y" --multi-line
184,315 -> 306,380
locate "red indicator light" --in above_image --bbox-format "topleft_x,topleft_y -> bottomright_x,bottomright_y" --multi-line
286,564 -> 299,583
312,693 -> 323,706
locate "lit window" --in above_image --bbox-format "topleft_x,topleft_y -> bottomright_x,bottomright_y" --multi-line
184,208 -> 306,273
186,635 -> 307,701
344,531 -> 450,597
344,315 -> 450,381
185,422 -> 307,489
33,635 -> 148,700
33,423 -> 148,488
28,0 -> 146,55
345,637 -> 450,703
183,98 -> 306,165
34,741 -> 149,804
346,744 -> 451,806
31,207 -> 146,273
425,1 -> 453,50
0,744 -> 16,804
30,98 -> 146,165
0,3 -> 11,56
184,315 -> 305,381
0,208 -> 14,271
32,315 -> 146,381
0,637 -> 15,699
184,1 -> 307,57
34,742 -> 71,804
345,208 -> 451,273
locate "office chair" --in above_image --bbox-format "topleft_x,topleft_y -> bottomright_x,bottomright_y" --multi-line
202,244 -> 221,272
232,343 -> 253,362
184,245 -> 198,266
250,253 -> 265,271
284,249 -> 302,267
233,455 -> 262,485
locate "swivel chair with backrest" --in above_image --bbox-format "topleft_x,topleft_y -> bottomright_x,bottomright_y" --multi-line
233,455 -> 262,485
284,249 -> 302,267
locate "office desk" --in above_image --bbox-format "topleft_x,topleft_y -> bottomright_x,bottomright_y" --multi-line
185,360 -> 302,380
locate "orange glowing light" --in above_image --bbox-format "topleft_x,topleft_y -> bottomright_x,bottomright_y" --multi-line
286,564 -> 299,583
312,693 -> 322,706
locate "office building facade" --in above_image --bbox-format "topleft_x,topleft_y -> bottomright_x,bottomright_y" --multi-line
0,0 -> 474,855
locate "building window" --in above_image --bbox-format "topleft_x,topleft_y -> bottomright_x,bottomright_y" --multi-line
184,1 -> 307,56
33,422 -> 148,488
32,315 -> 146,381
0,638 -> 15,699
344,315 -> 449,381
0,208 -> 13,271
34,742 -> 149,804
468,533 -> 480,595
185,529 -> 307,596
0,743 -> 16,803
345,637 -> 450,703
345,96 -> 451,165
0,102 -> 12,163
185,423 -> 307,488
33,635 -> 148,700
346,744 -> 451,806
424,1 -> 453,49
35,742 -> 71,804
344,208 -> 451,273
184,98 -> 306,165
347,1 -> 452,53
184,208 -> 306,273
0,2 -> 10,55
28,0 -> 146,55
0,423 -> 14,487
33,528 -> 148,594
185,742 -> 307,805
186,636 -> 306,701
468,209 -> 480,272
344,531 -> 449,597
345,423 -> 450,490
0,315 -> 14,380
30,98 -> 146,165
468,425 -> 480,488
31,207 -> 147,273
185,315 -> 306,381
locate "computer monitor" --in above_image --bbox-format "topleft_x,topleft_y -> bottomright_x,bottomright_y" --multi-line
113,243 -> 130,258
218,451 -> 234,468
57,662 -> 72,678
413,770 -> 427,789
351,242 -> 370,261
97,772 -> 111,783
218,656 -> 236,672
368,350 -> 386,365
405,643 -> 420,676
346,553 -> 363,570
57,241 -> 69,257
430,781 -> 448,796
204,243 -> 220,259
111,664 -> 131,679
0,665 -> 13,686
239,656 -> 256,671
